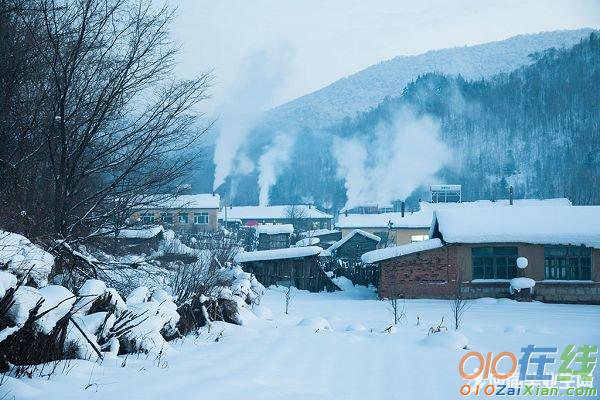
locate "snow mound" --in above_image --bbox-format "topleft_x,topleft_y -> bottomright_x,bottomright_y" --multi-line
76,279 -> 108,314
297,317 -> 332,331
420,331 -> 468,349
345,323 -> 367,332
8,286 -> 42,325
126,286 -> 150,304
509,277 -> 535,292
0,230 -> 54,286
252,305 -> 273,320
37,285 -> 76,334
473,297 -> 498,304
0,271 -> 17,297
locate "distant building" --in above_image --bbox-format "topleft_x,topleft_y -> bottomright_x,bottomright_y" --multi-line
235,247 -> 339,292
363,205 -> 600,304
219,205 -> 333,230
254,224 -> 294,250
298,229 -> 342,249
429,184 -> 462,203
134,194 -> 220,233
328,229 -> 381,263
337,198 -> 573,246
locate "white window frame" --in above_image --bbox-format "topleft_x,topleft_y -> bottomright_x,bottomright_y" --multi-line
194,212 -> 209,225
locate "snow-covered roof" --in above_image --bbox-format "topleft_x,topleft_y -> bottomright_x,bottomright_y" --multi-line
254,224 -> 294,236
336,211 -> 433,229
219,205 -> 332,221
234,246 -> 322,263
144,194 -> 220,210
420,197 -> 572,211
296,237 -> 320,247
118,226 -> 164,239
361,238 -> 444,263
300,229 -> 340,238
432,206 -> 600,248
329,229 -> 381,252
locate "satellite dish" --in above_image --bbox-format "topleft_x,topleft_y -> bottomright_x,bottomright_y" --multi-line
517,257 -> 528,269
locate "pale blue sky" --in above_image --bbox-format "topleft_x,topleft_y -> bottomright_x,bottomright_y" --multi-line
165,0 -> 600,113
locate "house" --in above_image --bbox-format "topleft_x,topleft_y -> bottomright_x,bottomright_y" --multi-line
235,247 -> 339,292
219,205 -> 333,230
102,225 -> 165,254
134,194 -> 220,233
336,210 -> 432,246
362,206 -> 600,304
337,198 -> 573,246
254,224 -> 294,250
328,229 -> 381,263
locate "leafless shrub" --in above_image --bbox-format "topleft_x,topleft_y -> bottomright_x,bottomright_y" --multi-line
428,316 -> 448,336
388,298 -> 406,325
450,270 -> 470,330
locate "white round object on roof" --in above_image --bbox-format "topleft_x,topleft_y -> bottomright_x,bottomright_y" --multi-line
516,257 -> 528,269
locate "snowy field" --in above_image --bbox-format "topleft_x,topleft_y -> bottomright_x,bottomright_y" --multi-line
3,281 -> 600,400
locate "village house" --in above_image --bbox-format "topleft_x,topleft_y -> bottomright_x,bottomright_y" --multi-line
219,205 -> 333,230
362,205 -> 600,304
134,194 -> 220,233
337,198 -> 573,246
254,224 -> 294,250
235,247 -> 339,292
328,229 -> 381,263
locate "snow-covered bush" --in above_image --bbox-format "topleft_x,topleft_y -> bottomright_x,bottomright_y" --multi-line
0,230 -> 53,287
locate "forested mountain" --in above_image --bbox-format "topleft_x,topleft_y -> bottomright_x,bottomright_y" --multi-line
260,29 -> 594,131
229,33 -> 600,208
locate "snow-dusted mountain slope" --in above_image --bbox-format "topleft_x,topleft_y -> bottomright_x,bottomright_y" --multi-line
263,28 -> 595,129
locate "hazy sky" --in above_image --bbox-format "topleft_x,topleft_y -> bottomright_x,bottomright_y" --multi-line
166,0 -> 600,113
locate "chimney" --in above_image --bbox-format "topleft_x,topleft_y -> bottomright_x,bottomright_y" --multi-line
344,210 -> 348,217
212,191 -> 215,197
509,186 -> 514,205
401,201 -> 405,218
309,203 -> 312,209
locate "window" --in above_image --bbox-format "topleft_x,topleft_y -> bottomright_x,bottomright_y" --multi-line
194,212 -> 209,224
411,234 -> 429,242
178,213 -> 189,224
141,213 -> 155,224
160,212 -> 173,224
544,246 -> 592,280
472,247 -> 517,280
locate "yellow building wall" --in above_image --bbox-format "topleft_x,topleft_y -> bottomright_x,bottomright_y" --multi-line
138,208 -> 219,232
339,227 -> 430,246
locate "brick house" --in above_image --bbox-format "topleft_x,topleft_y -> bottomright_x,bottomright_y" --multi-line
134,194 -> 220,233
362,206 -> 600,304
219,205 -> 333,230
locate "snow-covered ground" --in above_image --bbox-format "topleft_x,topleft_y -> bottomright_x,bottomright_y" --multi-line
4,281 -> 600,400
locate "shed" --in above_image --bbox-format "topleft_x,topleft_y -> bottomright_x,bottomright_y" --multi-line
254,224 -> 294,250
235,247 -> 339,292
329,229 -> 381,263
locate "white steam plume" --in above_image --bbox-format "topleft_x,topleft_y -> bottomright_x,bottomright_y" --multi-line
258,135 -> 296,206
332,107 -> 452,208
213,46 -> 294,191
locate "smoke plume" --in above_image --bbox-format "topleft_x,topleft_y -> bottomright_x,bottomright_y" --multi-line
332,107 -> 452,208
258,134 -> 296,205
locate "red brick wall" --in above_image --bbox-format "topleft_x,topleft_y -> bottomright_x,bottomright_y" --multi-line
378,246 -> 459,299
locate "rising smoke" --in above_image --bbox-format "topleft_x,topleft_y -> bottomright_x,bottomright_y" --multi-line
213,46 -> 295,192
258,134 -> 296,205
332,107 -> 452,208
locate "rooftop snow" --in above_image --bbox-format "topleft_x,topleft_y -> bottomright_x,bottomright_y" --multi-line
336,211 -> 432,229
219,205 -> 332,221
361,238 -> 444,263
432,206 -> 600,248
296,237 -> 321,247
143,194 -> 220,210
300,229 -> 340,238
329,229 -> 381,252
235,246 -> 322,263
254,224 -> 294,236
117,226 -> 164,239
419,197 -> 572,211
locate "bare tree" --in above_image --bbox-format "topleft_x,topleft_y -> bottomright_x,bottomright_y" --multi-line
284,277 -> 294,315
450,270 -> 469,330
388,298 -> 406,325
285,205 -> 308,237
0,0 -> 212,246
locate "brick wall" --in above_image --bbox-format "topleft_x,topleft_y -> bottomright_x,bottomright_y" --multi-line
378,246 -> 459,299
